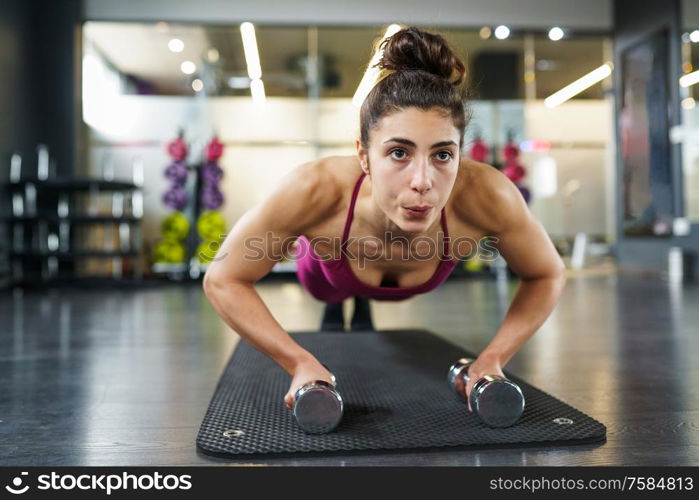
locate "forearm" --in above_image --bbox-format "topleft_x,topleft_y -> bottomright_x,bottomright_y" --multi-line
480,273 -> 566,366
203,277 -> 314,374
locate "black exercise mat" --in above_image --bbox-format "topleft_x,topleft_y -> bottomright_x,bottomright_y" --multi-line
196,330 -> 606,458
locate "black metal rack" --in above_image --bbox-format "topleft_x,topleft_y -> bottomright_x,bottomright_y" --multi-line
1,149 -> 145,286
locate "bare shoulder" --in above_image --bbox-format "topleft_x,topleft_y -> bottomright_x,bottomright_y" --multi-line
316,154 -> 365,187
291,155 -> 345,201
307,154 -> 362,210
204,156 -> 354,284
257,156 -> 345,234
450,158 -> 529,235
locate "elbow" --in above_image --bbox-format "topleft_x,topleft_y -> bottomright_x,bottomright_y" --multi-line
532,259 -> 566,292
202,270 -> 223,299
203,270 -> 250,300
554,261 -> 567,291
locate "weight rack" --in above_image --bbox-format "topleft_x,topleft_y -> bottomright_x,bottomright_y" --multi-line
0,146 -> 145,286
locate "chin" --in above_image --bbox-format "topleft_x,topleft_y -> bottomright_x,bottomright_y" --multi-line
397,215 -> 433,234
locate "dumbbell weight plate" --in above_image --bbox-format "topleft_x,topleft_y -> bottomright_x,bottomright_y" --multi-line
152,239 -> 186,263
470,375 -> 525,428
293,380 -> 343,434
448,358 -> 525,428
197,210 -> 226,240
161,211 -> 190,241
196,240 -> 221,264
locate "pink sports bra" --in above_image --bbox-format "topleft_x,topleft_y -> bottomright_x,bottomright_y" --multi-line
301,171 -> 460,301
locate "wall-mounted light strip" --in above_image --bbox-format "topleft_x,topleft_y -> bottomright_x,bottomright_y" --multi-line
544,63 -> 613,108
680,70 -> 699,88
240,22 -> 265,102
352,24 -> 402,108
250,78 -> 266,104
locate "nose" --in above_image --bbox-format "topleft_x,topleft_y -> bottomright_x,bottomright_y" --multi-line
409,159 -> 432,194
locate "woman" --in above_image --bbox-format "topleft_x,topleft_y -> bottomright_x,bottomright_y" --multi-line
203,27 -> 566,412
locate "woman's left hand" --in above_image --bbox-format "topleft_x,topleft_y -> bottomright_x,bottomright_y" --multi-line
464,353 -> 505,413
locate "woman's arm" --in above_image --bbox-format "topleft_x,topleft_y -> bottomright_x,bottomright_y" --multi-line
454,162 -> 566,410
203,159 -> 342,406
479,186 -> 567,366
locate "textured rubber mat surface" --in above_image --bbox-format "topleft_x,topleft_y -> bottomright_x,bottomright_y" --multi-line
196,330 -> 606,457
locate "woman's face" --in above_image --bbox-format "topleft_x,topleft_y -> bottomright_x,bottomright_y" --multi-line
356,106 -> 461,234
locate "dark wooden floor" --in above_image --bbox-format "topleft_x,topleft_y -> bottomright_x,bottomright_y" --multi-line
1,268 -> 698,466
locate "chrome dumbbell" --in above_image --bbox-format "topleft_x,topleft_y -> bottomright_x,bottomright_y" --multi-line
292,367 -> 343,434
448,358 -> 525,428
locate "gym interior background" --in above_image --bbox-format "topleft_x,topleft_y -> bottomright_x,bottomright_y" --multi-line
0,0 -> 698,466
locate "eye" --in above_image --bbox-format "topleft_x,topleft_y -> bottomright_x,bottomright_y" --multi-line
389,148 -> 407,160
435,151 -> 454,162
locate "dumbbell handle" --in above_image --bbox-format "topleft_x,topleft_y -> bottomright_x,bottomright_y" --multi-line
449,357 -> 517,395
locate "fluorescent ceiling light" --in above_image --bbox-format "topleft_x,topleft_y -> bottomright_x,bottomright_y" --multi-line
250,78 -> 266,104
544,63 -> 612,108
679,70 -> 699,87
240,22 -> 262,80
352,24 -> 402,108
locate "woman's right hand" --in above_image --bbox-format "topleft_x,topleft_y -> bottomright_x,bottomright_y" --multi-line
284,358 -> 336,410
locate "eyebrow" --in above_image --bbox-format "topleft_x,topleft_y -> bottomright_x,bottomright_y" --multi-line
383,137 -> 457,149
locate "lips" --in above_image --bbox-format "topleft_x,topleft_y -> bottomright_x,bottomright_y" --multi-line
402,205 -> 432,218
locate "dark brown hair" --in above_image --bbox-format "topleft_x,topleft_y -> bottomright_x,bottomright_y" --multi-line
359,26 -> 471,150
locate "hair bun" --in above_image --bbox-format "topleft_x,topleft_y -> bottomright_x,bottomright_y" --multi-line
376,26 -> 466,87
